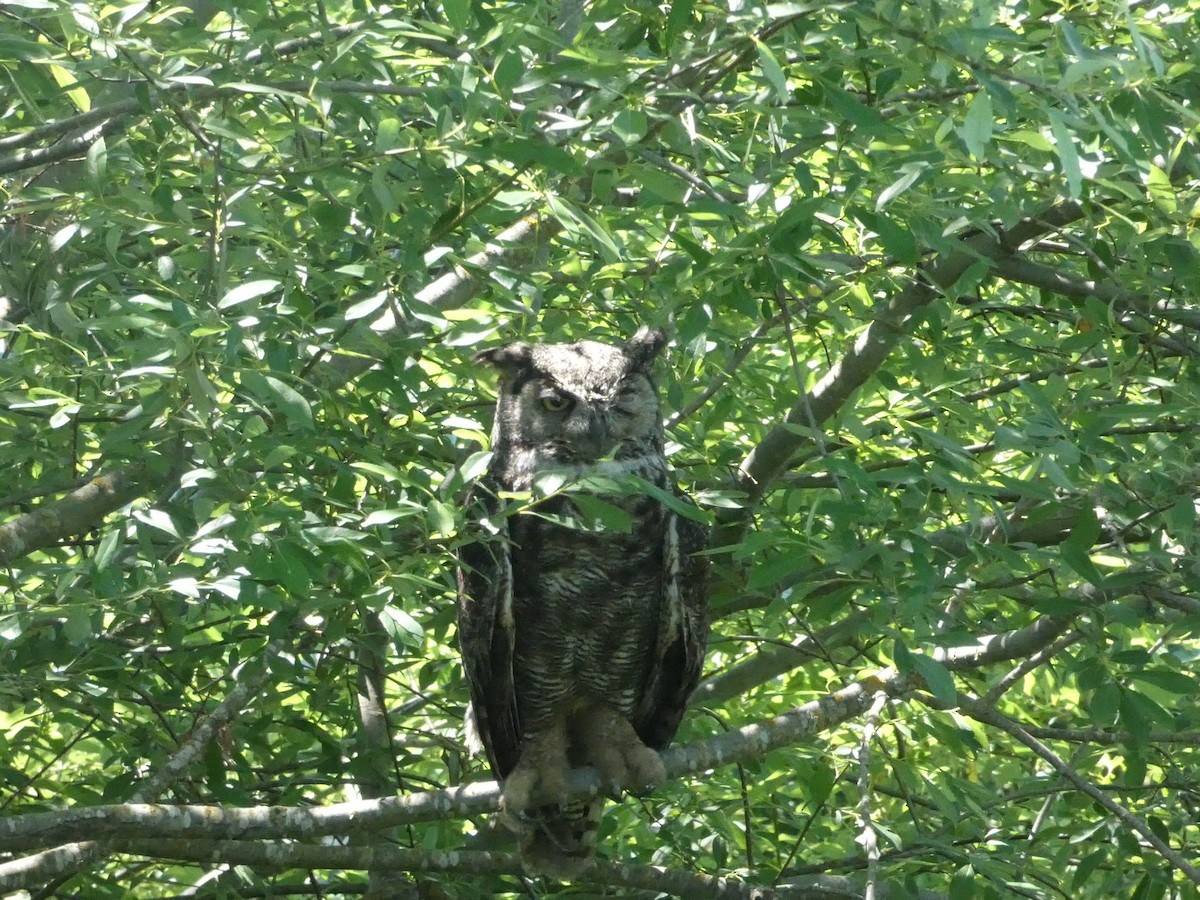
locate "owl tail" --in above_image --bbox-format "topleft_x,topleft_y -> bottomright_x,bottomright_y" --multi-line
519,798 -> 604,879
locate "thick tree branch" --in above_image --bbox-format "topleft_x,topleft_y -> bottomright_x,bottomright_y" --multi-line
107,840 -> 777,899
692,612 -> 870,707
0,466 -> 159,566
993,256 -> 1200,332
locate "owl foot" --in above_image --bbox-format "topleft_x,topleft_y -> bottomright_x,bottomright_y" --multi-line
500,718 -> 570,832
574,705 -> 667,800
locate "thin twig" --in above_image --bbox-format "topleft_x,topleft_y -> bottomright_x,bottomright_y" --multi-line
982,630 -> 1084,705
858,693 -> 889,900
950,695 -> 1200,885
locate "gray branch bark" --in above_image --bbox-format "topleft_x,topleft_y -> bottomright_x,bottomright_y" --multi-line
0,466 -> 157,565
108,840 -> 779,899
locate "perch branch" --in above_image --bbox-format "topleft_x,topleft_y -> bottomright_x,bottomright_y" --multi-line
0,669 -> 907,863
0,613 -> 1081,862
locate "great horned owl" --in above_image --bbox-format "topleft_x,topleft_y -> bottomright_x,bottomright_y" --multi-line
455,327 -> 710,876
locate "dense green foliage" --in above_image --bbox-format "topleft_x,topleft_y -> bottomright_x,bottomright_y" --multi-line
3,0 -> 1200,896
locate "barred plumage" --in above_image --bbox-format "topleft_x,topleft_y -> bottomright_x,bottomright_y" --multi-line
455,328 -> 710,876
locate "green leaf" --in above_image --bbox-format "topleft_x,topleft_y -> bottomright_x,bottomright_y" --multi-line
135,509 -> 180,539
493,51 -> 524,100
755,40 -> 788,102
443,0 -> 470,31
344,291 -> 389,321
303,526 -> 365,546
876,163 -> 927,209
1060,507 -> 1104,586
545,194 -> 622,262
664,0 -> 694,49
353,461 -> 405,482
1072,850 -> 1108,890
494,137 -> 581,175
962,91 -> 992,160
375,117 -> 401,154
218,279 -> 281,310
1088,681 -> 1120,724
570,494 -> 634,533
911,654 -> 958,707
92,527 -> 122,571
639,166 -> 691,204
426,499 -> 456,539
1146,163 -> 1176,214
1129,669 -> 1198,694
610,109 -> 647,145
63,607 -> 92,645
276,541 -> 312,599
49,62 -> 89,111
380,605 -> 424,649
1049,110 -> 1083,198
86,136 -> 107,186
241,371 -> 314,431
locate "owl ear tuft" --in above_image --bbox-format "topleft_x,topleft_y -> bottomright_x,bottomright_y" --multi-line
474,342 -> 533,376
624,326 -> 667,371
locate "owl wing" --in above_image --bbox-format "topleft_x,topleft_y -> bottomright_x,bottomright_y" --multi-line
455,484 -> 522,779
634,498 -> 711,751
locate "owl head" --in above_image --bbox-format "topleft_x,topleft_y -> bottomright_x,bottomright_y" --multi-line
476,327 -> 666,478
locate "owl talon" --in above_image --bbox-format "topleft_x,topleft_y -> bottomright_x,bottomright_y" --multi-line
500,720 -> 571,832
575,705 -> 669,799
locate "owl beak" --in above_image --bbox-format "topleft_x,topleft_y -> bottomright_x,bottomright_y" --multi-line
566,408 -> 610,460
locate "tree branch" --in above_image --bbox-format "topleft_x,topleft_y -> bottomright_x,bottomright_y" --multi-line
0,466 -> 159,566
107,840 -> 778,899
951,694 -> 1200,886
0,609 -> 1106,892
993,256 -> 1200,332
692,612 -> 870,707
3,609 -> 1079,861
0,21 -> 370,156
314,213 -> 561,387
724,202 -> 1086,531
0,629 -> 294,891
0,672 -> 904,861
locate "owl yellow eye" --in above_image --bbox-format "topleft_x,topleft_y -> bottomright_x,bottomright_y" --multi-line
541,393 -> 571,411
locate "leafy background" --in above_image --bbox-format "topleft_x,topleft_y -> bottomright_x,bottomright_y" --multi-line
2,0 -> 1200,896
